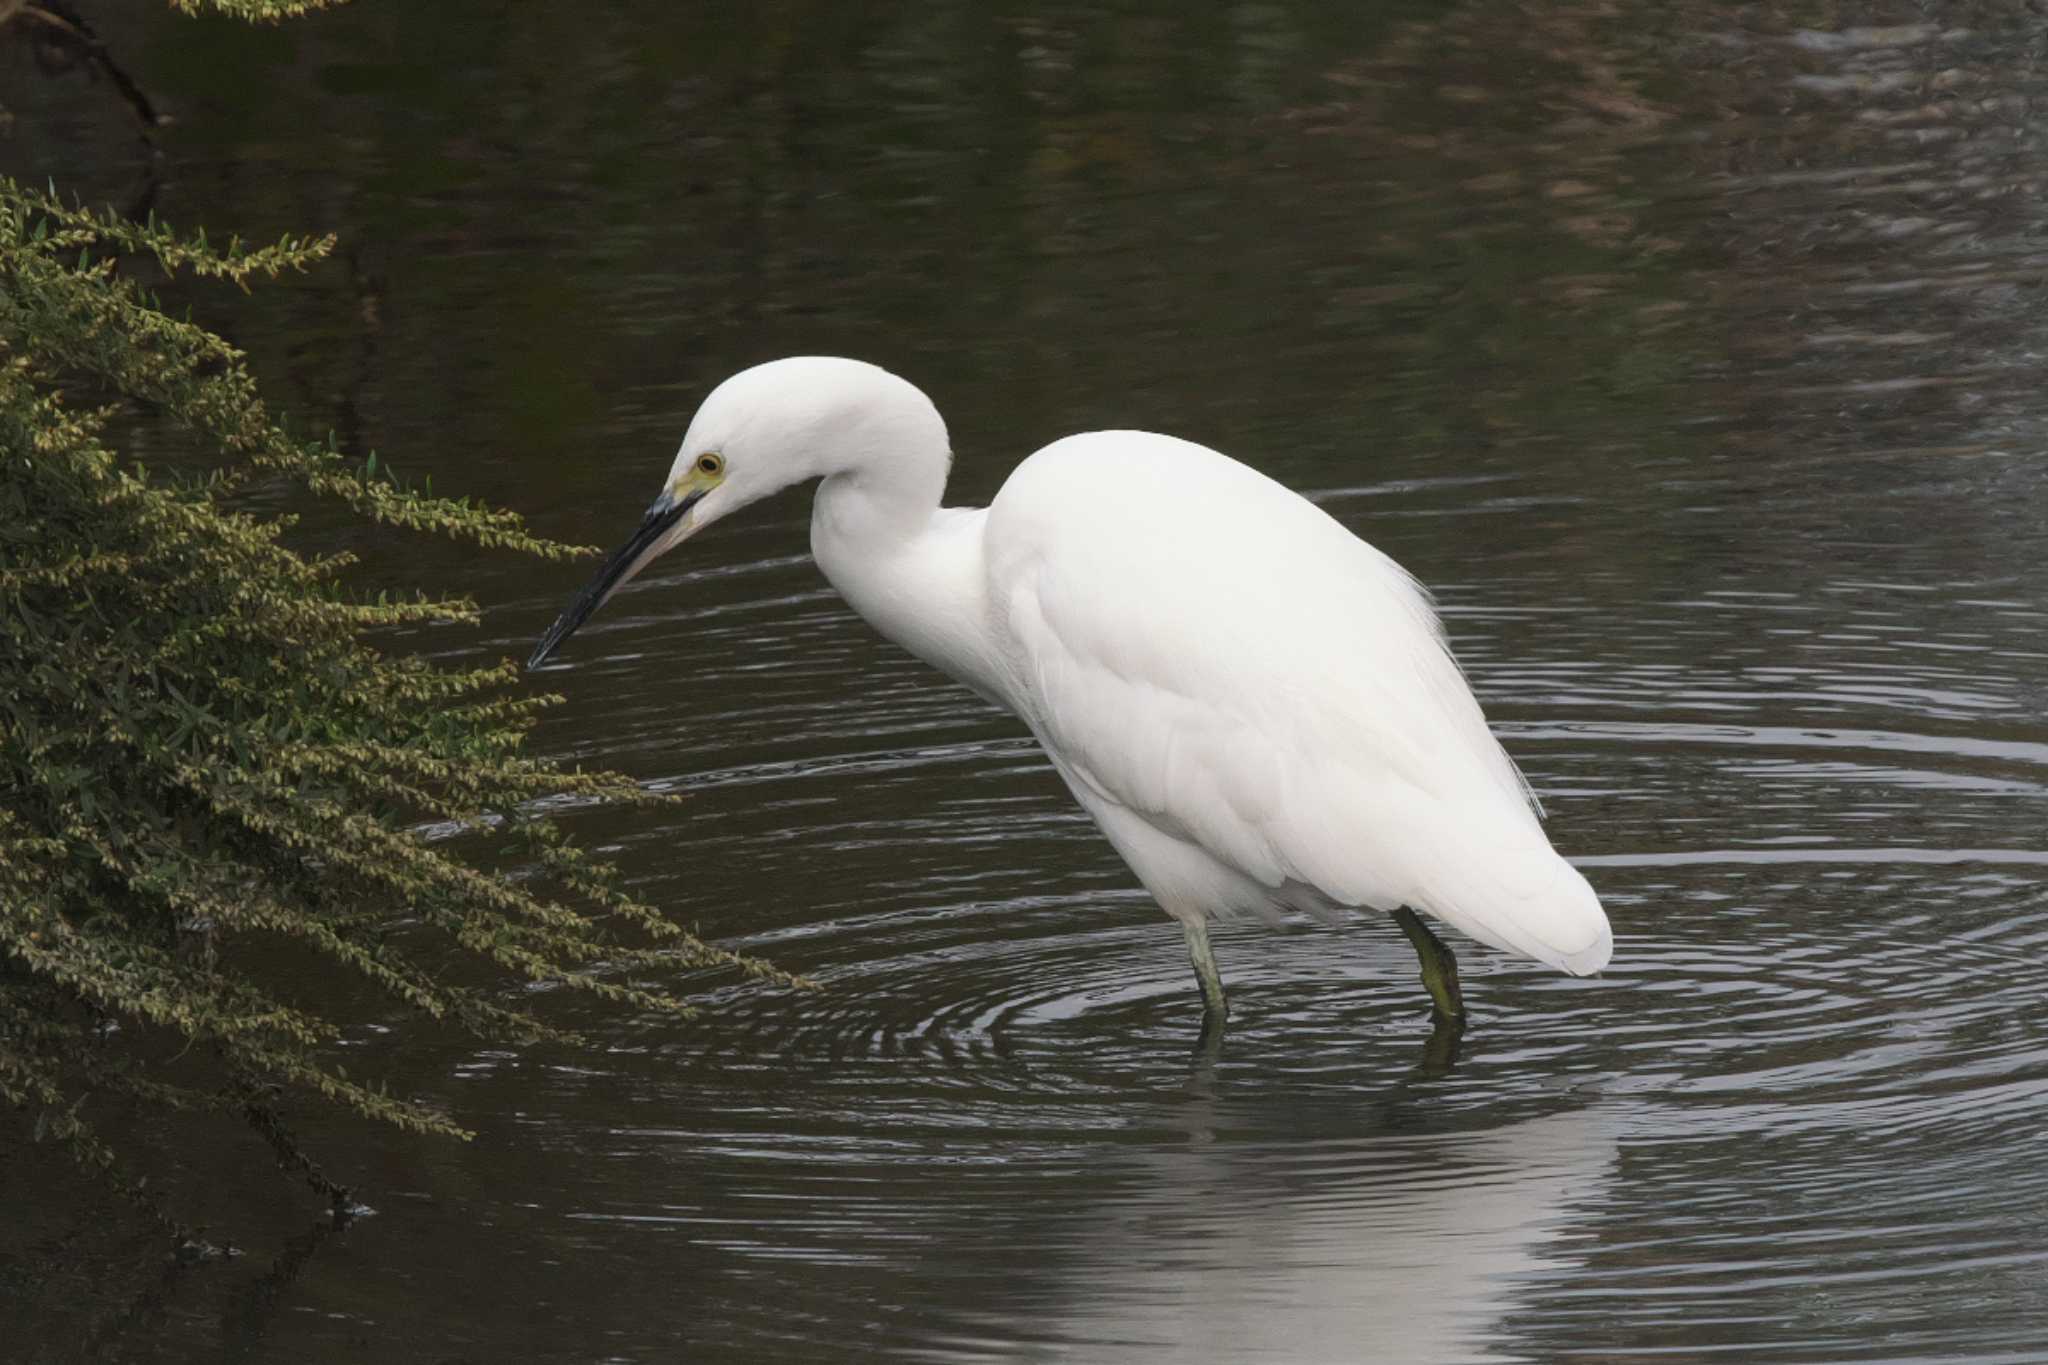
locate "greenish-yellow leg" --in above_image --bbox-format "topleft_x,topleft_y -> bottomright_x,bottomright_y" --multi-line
1392,906 -> 1465,1021
1181,917 -> 1229,1026
1419,1011 -> 1466,1077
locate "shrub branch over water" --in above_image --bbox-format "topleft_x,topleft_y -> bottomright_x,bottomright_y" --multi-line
0,125 -> 787,1228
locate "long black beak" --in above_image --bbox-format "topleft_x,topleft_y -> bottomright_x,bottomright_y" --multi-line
527,489 -> 702,669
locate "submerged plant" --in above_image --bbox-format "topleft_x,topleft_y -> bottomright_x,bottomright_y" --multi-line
0,175 -> 787,1231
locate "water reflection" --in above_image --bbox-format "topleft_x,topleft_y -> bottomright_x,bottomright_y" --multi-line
7,1 -> 2048,1361
934,1104 -> 1620,1363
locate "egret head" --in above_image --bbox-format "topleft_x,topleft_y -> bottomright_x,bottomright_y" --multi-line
526,357 -> 946,668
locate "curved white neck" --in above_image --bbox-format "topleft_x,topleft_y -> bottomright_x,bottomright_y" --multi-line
809,466 -> 1007,707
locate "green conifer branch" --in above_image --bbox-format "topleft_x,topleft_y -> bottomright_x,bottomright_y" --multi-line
165,0 -> 355,20
2,115 -> 800,1232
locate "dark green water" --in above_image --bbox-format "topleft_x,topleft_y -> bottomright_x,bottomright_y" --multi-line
7,2 -> 2048,1360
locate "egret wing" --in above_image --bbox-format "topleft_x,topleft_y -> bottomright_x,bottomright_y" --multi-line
984,432 -> 1609,974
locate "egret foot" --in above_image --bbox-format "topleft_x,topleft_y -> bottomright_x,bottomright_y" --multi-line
1193,1003 -> 1228,1064
1391,906 -> 1465,1022
1417,1010 -> 1466,1078
1181,917 -> 1229,1033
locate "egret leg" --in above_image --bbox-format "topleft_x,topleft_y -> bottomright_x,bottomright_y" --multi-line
1418,1012 -> 1466,1078
1181,917 -> 1229,1031
1392,906 -> 1465,1022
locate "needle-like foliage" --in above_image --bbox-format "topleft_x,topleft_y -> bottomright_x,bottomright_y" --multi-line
164,0 -> 350,20
0,176 -> 789,1231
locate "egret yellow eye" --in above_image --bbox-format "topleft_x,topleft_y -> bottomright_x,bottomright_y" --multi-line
696,452 -> 725,477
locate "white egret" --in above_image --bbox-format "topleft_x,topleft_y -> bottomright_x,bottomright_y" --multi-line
529,357 -> 1610,1038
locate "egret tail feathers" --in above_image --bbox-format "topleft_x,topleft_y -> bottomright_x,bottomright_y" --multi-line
1409,823 -> 1611,977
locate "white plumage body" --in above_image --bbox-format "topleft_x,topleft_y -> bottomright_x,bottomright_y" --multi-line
969,432 -> 1607,974
534,356 -> 1612,1022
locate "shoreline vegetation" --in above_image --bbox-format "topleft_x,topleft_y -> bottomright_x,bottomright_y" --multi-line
0,1 -> 792,1244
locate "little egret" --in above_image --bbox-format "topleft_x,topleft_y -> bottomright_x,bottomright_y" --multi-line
529,357 -> 1611,1040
